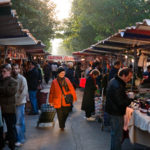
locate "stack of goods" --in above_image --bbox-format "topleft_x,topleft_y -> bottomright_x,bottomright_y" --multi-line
139,99 -> 150,115
129,92 -> 150,116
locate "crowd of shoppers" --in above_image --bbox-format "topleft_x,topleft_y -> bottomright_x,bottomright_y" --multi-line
0,60 -> 80,149
0,61 -> 44,149
81,60 -> 134,150
0,59 -> 136,150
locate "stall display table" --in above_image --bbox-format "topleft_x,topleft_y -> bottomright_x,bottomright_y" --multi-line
128,110 -> 150,147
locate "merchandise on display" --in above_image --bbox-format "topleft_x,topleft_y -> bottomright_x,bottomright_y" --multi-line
128,91 -> 150,116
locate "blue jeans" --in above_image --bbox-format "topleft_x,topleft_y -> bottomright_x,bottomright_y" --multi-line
29,90 -> 38,114
110,115 -> 124,150
16,104 -> 25,143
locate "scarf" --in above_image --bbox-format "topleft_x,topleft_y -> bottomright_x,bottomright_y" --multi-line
57,77 -> 69,92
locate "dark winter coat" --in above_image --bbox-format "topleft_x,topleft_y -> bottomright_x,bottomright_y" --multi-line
75,66 -> 82,79
26,67 -> 39,91
0,77 -> 18,113
105,76 -> 132,116
101,73 -> 109,96
109,66 -> 119,81
81,76 -> 97,113
65,68 -> 76,88
43,64 -> 51,77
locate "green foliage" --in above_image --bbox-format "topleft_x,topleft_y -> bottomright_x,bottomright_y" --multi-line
62,0 -> 150,52
12,0 -> 57,51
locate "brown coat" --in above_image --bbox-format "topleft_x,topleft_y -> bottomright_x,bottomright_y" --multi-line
49,78 -> 77,109
0,77 -> 18,113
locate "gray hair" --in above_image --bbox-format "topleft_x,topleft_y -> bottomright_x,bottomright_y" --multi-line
68,62 -> 73,68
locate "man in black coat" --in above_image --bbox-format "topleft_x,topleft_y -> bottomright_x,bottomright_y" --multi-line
109,60 -> 121,81
105,68 -> 133,150
43,61 -> 51,84
26,62 -> 39,115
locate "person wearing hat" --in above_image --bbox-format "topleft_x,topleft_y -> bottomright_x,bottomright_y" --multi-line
49,66 -> 77,131
26,61 -> 39,115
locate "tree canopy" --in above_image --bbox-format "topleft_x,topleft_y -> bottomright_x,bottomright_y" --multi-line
12,0 -> 57,51
62,0 -> 150,52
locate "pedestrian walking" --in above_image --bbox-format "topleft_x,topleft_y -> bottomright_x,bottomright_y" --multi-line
12,64 -> 28,147
81,69 -> 100,121
26,62 -> 39,115
105,68 -> 133,150
0,64 -> 18,150
49,66 -> 77,131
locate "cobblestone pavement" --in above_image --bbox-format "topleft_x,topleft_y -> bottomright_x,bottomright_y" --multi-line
3,86 -> 150,150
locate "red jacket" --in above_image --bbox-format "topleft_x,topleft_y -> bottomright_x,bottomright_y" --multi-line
49,78 -> 77,108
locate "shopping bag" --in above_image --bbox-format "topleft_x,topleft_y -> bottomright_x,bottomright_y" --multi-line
79,78 -> 86,88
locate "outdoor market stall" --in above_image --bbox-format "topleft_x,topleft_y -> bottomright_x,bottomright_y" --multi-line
124,89 -> 150,147
0,0 -> 45,64
77,19 -> 150,147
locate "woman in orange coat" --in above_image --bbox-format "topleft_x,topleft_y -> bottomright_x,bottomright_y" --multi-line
49,66 -> 77,131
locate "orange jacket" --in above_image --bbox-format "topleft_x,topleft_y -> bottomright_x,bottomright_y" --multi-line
49,78 -> 77,108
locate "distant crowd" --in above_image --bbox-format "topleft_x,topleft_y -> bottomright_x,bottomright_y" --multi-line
0,59 -> 150,150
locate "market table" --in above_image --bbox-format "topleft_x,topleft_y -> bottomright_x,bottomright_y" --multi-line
128,109 -> 150,147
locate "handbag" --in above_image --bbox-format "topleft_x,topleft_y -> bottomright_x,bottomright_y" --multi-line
64,94 -> 73,104
79,78 -> 86,88
57,79 -> 73,104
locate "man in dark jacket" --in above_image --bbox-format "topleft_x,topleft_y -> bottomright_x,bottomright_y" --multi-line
109,61 -> 121,81
105,68 -> 133,150
0,64 -> 18,150
26,62 -> 39,115
43,61 -> 51,84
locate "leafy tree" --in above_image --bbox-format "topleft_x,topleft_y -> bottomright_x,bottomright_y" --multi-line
12,0 -> 57,51
62,0 -> 150,52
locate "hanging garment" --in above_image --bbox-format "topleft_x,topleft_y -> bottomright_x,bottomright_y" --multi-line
138,54 -> 147,67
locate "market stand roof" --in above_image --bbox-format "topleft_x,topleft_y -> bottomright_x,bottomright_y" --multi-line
73,19 -> 150,56
0,0 -> 46,54
91,19 -> 150,55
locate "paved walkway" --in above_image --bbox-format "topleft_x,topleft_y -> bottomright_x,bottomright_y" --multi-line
4,87 -> 150,150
